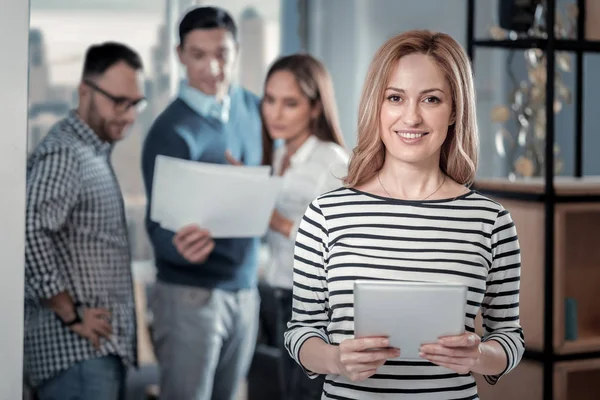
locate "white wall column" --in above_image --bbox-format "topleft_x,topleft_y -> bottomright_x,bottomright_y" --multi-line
0,0 -> 29,398
307,0 -> 368,147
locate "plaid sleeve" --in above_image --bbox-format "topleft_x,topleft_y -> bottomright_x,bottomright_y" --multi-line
25,146 -> 81,300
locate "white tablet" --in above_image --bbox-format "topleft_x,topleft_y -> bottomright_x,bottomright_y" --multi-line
353,279 -> 467,360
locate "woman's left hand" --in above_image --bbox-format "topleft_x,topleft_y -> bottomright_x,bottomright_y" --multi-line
224,150 -> 243,166
270,209 -> 294,237
419,332 -> 482,375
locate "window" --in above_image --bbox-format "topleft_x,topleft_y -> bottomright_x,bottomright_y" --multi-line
28,0 -> 282,266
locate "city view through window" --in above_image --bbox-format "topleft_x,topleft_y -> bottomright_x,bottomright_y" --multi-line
28,0 -> 281,273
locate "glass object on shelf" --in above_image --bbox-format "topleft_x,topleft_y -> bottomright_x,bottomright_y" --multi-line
486,0 -> 578,41
491,54 -> 572,179
488,5 -> 578,179
559,0 -> 600,41
496,0 -> 541,38
565,297 -> 578,341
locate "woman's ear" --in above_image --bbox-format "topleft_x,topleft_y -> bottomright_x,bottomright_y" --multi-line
311,100 -> 323,120
449,109 -> 456,126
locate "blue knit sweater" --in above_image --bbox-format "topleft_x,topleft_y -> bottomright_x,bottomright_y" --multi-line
141,85 -> 262,290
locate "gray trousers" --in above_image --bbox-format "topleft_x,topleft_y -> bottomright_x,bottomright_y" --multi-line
150,281 -> 259,400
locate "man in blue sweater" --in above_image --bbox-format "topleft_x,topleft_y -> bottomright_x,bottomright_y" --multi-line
141,7 -> 262,400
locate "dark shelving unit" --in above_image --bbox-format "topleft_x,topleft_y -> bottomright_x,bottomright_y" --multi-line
467,1 -> 600,399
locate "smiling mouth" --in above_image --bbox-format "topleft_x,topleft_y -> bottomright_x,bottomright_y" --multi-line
395,131 -> 429,139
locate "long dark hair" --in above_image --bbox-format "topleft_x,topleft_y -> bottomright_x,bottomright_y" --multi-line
261,53 -> 345,166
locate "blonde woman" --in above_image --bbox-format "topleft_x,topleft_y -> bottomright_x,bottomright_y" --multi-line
284,30 -> 524,399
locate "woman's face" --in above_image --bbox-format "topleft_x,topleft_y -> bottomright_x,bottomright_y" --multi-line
262,70 -> 318,141
379,53 -> 454,167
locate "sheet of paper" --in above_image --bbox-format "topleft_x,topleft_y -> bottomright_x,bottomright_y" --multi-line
150,155 -> 282,238
158,155 -> 272,178
150,155 -> 271,225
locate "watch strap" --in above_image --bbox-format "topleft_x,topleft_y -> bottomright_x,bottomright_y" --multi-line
63,313 -> 82,327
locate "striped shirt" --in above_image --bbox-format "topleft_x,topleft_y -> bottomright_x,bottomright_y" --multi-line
284,187 -> 524,399
24,111 -> 137,387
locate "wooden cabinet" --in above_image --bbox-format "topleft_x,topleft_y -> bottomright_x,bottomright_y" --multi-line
473,177 -> 600,399
474,359 -> 600,400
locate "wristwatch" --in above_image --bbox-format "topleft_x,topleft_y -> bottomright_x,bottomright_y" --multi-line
58,304 -> 83,327
62,313 -> 82,327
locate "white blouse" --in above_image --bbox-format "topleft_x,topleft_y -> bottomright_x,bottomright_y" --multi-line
264,135 -> 349,289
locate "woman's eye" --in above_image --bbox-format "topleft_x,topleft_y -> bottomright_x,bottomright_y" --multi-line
424,96 -> 440,104
217,51 -> 228,61
387,95 -> 401,102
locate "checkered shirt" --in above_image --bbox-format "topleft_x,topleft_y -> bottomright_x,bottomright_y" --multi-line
24,111 -> 137,387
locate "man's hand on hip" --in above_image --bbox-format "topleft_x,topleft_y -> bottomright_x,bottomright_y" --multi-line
70,308 -> 113,349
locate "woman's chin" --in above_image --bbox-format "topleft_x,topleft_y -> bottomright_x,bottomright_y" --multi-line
385,150 -> 439,166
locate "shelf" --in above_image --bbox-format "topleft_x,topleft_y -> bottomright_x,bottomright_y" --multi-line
475,360 -> 543,400
554,205 -> 600,355
473,38 -> 547,50
468,0 -> 600,397
473,177 -> 600,202
501,199 -> 546,352
473,38 -> 600,52
475,359 -> 600,400
560,330 -> 600,355
554,359 -> 600,400
473,197 -> 600,354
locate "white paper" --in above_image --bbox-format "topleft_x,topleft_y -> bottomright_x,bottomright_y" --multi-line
156,155 -> 272,178
151,155 -> 271,225
150,155 -> 281,238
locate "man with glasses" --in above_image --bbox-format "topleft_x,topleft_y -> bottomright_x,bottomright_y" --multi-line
24,42 -> 145,400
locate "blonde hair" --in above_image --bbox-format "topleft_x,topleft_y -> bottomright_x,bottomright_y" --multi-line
344,30 -> 479,187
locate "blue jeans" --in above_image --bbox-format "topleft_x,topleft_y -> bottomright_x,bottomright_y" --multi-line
150,281 -> 260,400
37,355 -> 126,400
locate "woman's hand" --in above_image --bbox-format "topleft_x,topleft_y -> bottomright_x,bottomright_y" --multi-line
225,150 -> 242,166
270,209 -> 294,237
419,332 -> 482,374
334,337 -> 400,382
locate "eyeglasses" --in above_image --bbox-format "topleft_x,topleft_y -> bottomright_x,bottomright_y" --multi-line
83,79 -> 147,114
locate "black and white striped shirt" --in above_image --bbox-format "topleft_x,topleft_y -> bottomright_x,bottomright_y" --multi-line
284,187 -> 524,399
24,111 -> 137,387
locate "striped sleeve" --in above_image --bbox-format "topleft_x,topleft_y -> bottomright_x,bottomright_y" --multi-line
481,207 -> 525,384
284,199 -> 331,378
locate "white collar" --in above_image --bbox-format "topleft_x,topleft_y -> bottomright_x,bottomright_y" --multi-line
289,135 -> 320,165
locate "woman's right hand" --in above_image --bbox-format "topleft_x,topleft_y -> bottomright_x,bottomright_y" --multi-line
334,337 -> 400,382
